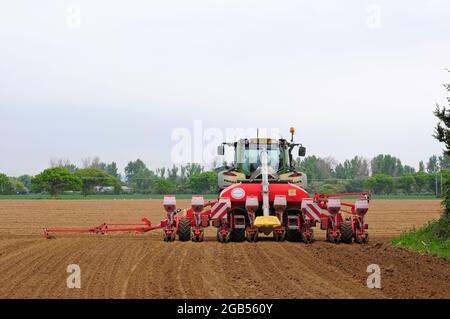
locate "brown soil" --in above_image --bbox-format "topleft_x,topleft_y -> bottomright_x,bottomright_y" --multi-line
0,199 -> 448,298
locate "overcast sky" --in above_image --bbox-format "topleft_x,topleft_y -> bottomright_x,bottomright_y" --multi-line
0,0 -> 449,176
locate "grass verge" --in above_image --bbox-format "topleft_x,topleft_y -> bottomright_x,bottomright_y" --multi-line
392,216 -> 450,259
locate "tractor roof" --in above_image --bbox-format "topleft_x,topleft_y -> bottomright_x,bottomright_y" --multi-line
238,138 -> 287,144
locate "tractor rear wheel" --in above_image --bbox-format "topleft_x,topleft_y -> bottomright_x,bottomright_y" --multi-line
178,218 -> 191,241
230,228 -> 246,242
340,222 -> 353,244
286,229 -> 301,242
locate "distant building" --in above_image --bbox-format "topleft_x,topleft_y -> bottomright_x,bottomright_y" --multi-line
94,186 -> 115,194
121,186 -> 132,193
93,186 -> 132,194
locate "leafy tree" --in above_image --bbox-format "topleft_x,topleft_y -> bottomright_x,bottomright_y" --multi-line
364,174 -> 394,195
403,165 -> 415,174
125,159 -> 155,193
81,157 -> 93,169
438,153 -> 450,170
433,78 -> 450,155
188,171 -> 218,194
156,167 -> 166,178
64,164 -> 78,173
0,173 -> 15,194
440,169 -> 450,192
396,174 -> 416,194
432,72 -> 450,216
125,159 -> 148,180
105,162 -> 119,178
342,179 -> 366,192
297,156 -> 334,180
426,155 -> 439,174
319,184 -> 339,194
81,156 -> 108,170
335,156 -> 369,179
180,165 -> 187,179
8,178 -> 26,194
334,163 -> 349,179
418,161 -> 425,173
17,175 -> 32,191
0,175 -> 27,194
31,168 -> 82,197
413,172 -> 435,194
50,158 -> 78,173
75,168 -> 118,196
371,154 -> 404,177
168,165 -> 179,182
184,163 -> 204,178
151,177 -> 174,194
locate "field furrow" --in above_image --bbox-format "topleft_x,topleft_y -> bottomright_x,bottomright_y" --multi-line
0,199 -> 448,298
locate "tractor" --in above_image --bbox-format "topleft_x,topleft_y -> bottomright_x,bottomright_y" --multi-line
44,128 -> 370,244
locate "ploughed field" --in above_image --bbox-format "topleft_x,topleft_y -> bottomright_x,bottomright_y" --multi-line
0,199 -> 448,298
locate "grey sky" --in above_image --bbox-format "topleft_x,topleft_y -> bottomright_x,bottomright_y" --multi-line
0,0 -> 449,176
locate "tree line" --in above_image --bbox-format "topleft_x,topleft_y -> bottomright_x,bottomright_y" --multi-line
294,153 -> 449,195
0,153 -> 448,197
0,158 -> 217,196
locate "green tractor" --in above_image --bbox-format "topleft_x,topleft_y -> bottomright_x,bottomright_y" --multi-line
216,128 -> 307,191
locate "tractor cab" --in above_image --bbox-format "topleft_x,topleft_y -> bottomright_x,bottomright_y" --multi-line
217,129 -> 307,190
236,138 -> 288,178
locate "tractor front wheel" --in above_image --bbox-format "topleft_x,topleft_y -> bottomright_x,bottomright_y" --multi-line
178,218 -> 191,241
286,229 -> 301,242
230,228 -> 246,242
